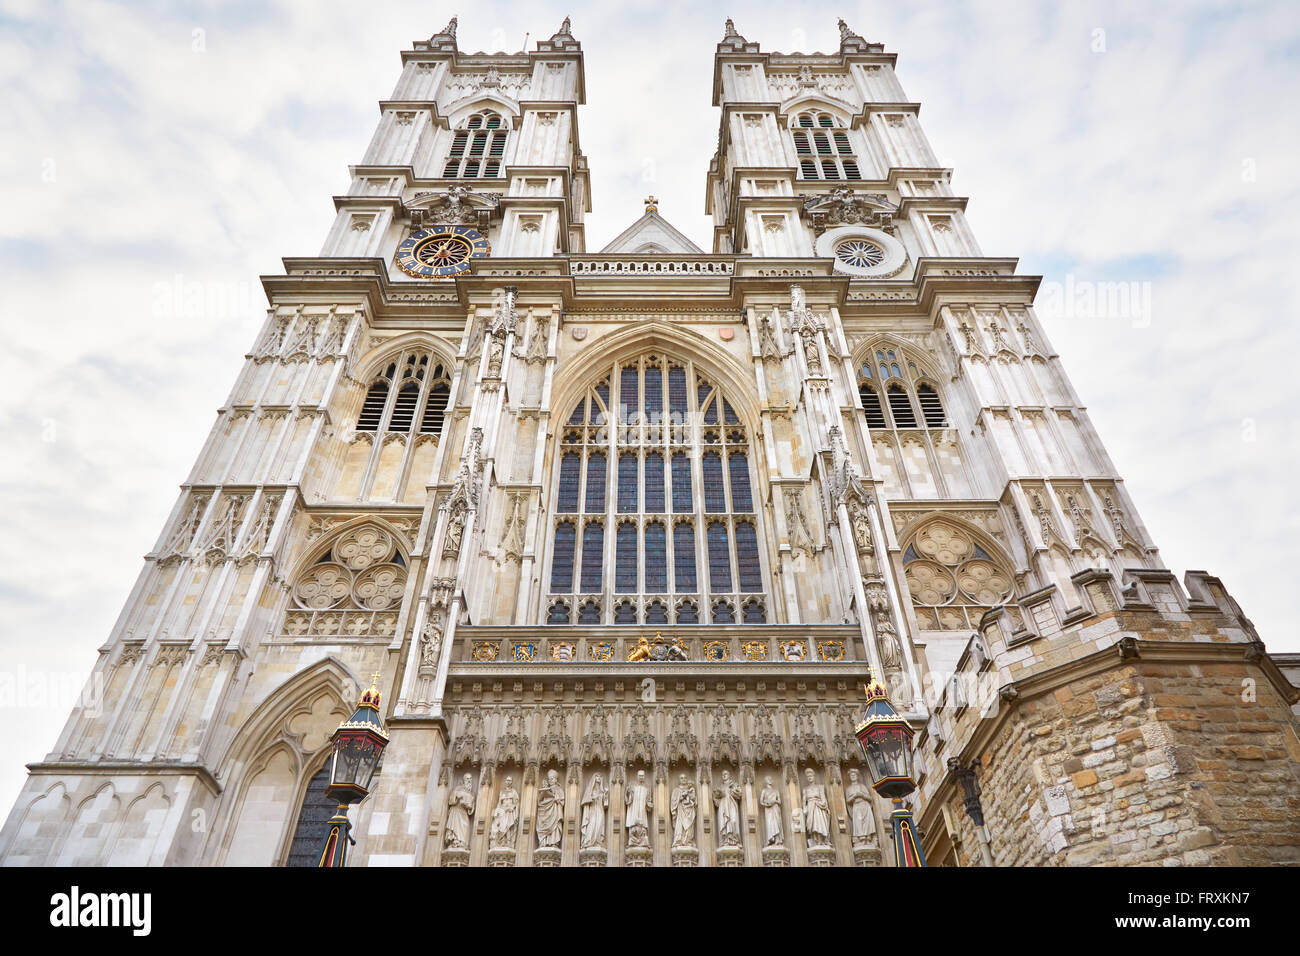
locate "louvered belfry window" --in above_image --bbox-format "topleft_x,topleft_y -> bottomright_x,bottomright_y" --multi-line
442,110 -> 509,179
356,351 -> 452,440
792,110 -> 862,181
547,354 -> 767,625
857,347 -> 949,433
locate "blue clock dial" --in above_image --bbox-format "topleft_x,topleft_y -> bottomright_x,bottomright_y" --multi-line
396,226 -> 490,278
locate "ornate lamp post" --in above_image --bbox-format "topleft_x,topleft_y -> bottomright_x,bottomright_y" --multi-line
854,680 -> 928,867
317,673 -> 390,867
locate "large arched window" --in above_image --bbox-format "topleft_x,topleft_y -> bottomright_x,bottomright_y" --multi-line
546,354 -> 766,625
442,110 -> 510,179
790,110 -> 861,181
357,351 -> 452,440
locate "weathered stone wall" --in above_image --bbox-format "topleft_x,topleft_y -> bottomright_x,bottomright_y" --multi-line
935,654 -> 1300,866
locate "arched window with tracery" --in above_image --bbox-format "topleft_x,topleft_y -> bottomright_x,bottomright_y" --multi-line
280,523 -> 409,639
545,354 -> 767,626
857,346 -> 947,431
357,351 -> 452,440
340,347 -> 453,501
902,520 -> 1013,631
857,344 -> 964,498
442,110 -> 510,179
790,110 -> 861,181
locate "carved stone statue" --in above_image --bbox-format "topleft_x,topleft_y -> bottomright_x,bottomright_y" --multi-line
670,774 -> 697,848
759,775 -> 784,846
627,636 -> 653,661
419,610 -> 444,670
489,776 -> 520,849
625,769 -> 653,848
579,773 -> 608,849
444,774 -> 474,849
713,770 -> 742,848
442,501 -> 466,559
845,769 -> 877,847
535,769 -> 564,848
802,768 -> 832,847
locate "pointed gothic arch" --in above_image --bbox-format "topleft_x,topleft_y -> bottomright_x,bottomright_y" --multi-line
208,657 -> 361,866
543,332 -> 773,627
278,518 -> 415,640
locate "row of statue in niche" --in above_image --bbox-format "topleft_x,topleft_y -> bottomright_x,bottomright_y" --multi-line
442,766 -> 879,854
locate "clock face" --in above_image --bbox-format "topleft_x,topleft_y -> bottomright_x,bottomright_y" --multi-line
395,226 -> 490,278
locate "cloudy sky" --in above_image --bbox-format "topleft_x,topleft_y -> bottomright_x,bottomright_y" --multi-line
0,0 -> 1296,816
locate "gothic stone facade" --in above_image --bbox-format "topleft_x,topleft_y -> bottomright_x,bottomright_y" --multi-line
3,18 -> 1297,868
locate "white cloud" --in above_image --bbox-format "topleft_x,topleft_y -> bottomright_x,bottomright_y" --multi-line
0,0 -> 1295,818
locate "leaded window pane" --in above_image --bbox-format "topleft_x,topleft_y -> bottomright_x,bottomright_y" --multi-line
585,452 -> 606,512
673,522 -> 697,591
672,453 -> 692,512
285,767 -> 336,867
668,366 -> 688,420
620,366 -> 638,423
615,523 -> 638,593
557,453 -> 580,513
644,521 -> 667,592
728,452 -> 753,511
736,521 -> 762,592
550,522 -> 576,592
707,522 -> 732,592
618,454 -> 638,513
644,453 -> 665,512
580,523 -> 604,592
702,452 -> 725,512
644,365 -> 662,422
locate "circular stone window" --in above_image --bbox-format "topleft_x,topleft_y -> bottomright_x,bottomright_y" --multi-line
815,225 -> 908,278
834,238 -> 886,269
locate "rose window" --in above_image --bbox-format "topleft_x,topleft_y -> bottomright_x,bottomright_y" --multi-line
834,238 -> 885,269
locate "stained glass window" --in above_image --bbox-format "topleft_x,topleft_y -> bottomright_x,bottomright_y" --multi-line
550,521 -> 575,592
580,523 -> 604,592
645,453 -> 665,512
618,454 -> 638,513
548,355 -> 766,625
615,522 -> 637,593
644,521 -> 667,592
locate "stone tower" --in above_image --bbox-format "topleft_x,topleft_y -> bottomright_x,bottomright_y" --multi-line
2,18 -> 1296,868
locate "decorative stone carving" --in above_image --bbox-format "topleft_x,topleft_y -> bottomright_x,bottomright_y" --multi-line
844,768 -> 877,849
784,484 -> 816,556
535,769 -> 564,849
444,774 -> 475,849
802,768 -> 832,847
624,769 -> 653,849
800,188 -> 897,238
670,774 -> 697,849
500,490 -> 528,563
579,772 -> 608,850
759,775 -> 784,847
526,315 -> 550,363
442,428 -> 483,559
713,769 -> 742,848
488,776 -> 520,850
405,183 -> 501,230
419,609 -> 444,672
